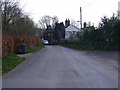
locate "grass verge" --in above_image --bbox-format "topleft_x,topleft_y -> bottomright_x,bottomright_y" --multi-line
61,43 -> 119,51
27,45 -> 45,53
2,53 -> 26,74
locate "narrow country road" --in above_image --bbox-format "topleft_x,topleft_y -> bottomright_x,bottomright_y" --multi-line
3,45 -> 118,88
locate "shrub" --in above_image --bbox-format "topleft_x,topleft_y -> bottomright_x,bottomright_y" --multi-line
2,34 -> 43,57
13,36 -> 42,53
2,34 -> 14,57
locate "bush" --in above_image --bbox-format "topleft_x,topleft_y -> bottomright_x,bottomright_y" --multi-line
2,34 -> 14,57
73,16 -> 120,50
13,36 -> 42,53
2,34 -> 43,57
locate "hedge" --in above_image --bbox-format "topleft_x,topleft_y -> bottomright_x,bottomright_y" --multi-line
2,34 -> 14,57
2,34 -> 42,57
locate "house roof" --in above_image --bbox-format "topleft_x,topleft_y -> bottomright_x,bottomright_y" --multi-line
65,25 -> 80,31
44,28 -> 55,33
65,25 -> 69,28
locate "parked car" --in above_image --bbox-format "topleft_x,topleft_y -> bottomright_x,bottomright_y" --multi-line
49,41 -> 58,45
43,40 -> 49,45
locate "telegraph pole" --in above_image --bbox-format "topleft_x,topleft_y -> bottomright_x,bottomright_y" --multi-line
77,7 -> 82,30
118,1 -> 120,19
80,7 -> 82,30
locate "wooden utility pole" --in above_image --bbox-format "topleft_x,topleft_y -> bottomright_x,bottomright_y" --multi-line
118,1 -> 120,19
80,7 -> 82,30
3,1 -> 7,31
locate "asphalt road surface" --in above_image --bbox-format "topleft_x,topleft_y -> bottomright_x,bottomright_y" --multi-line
3,45 -> 118,88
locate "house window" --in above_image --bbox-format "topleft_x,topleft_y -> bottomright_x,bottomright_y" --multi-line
73,31 -> 76,35
48,33 -> 50,36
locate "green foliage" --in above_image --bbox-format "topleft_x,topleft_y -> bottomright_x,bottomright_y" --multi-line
61,43 -> 119,51
9,16 -> 38,36
2,54 -> 26,74
2,1 -> 39,36
73,15 -> 120,50
27,45 -> 44,53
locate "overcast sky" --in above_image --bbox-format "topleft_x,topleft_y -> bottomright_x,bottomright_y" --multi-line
19,0 -> 120,27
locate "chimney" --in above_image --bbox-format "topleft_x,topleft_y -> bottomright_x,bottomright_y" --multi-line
65,19 -> 70,26
65,19 -> 67,26
68,19 -> 70,26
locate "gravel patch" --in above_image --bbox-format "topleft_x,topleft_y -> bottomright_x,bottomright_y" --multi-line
17,53 -> 32,58
86,51 -> 119,71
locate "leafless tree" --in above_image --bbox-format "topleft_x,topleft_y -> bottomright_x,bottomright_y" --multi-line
2,0 -> 39,36
38,15 -> 59,29
38,20 -> 46,29
2,0 -> 23,32
52,16 -> 59,27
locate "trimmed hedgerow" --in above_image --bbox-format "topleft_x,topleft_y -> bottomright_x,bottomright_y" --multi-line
2,34 -> 14,57
2,34 -> 43,57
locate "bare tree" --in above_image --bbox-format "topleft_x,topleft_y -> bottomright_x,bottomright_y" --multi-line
2,0 -> 39,36
41,15 -> 51,27
52,16 -> 59,27
38,20 -> 46,29
2,0 -> 23,32
38,15 -> 59,29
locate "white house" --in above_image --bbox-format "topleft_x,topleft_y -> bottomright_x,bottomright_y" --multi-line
64,19 -> 80,40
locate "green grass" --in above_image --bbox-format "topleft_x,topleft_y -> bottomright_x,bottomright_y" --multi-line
2,45 -> 45,74
61,44 -> 91,50
27,45 -> 45,53
2,53 -> 26,74
61,43 -> 119,51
